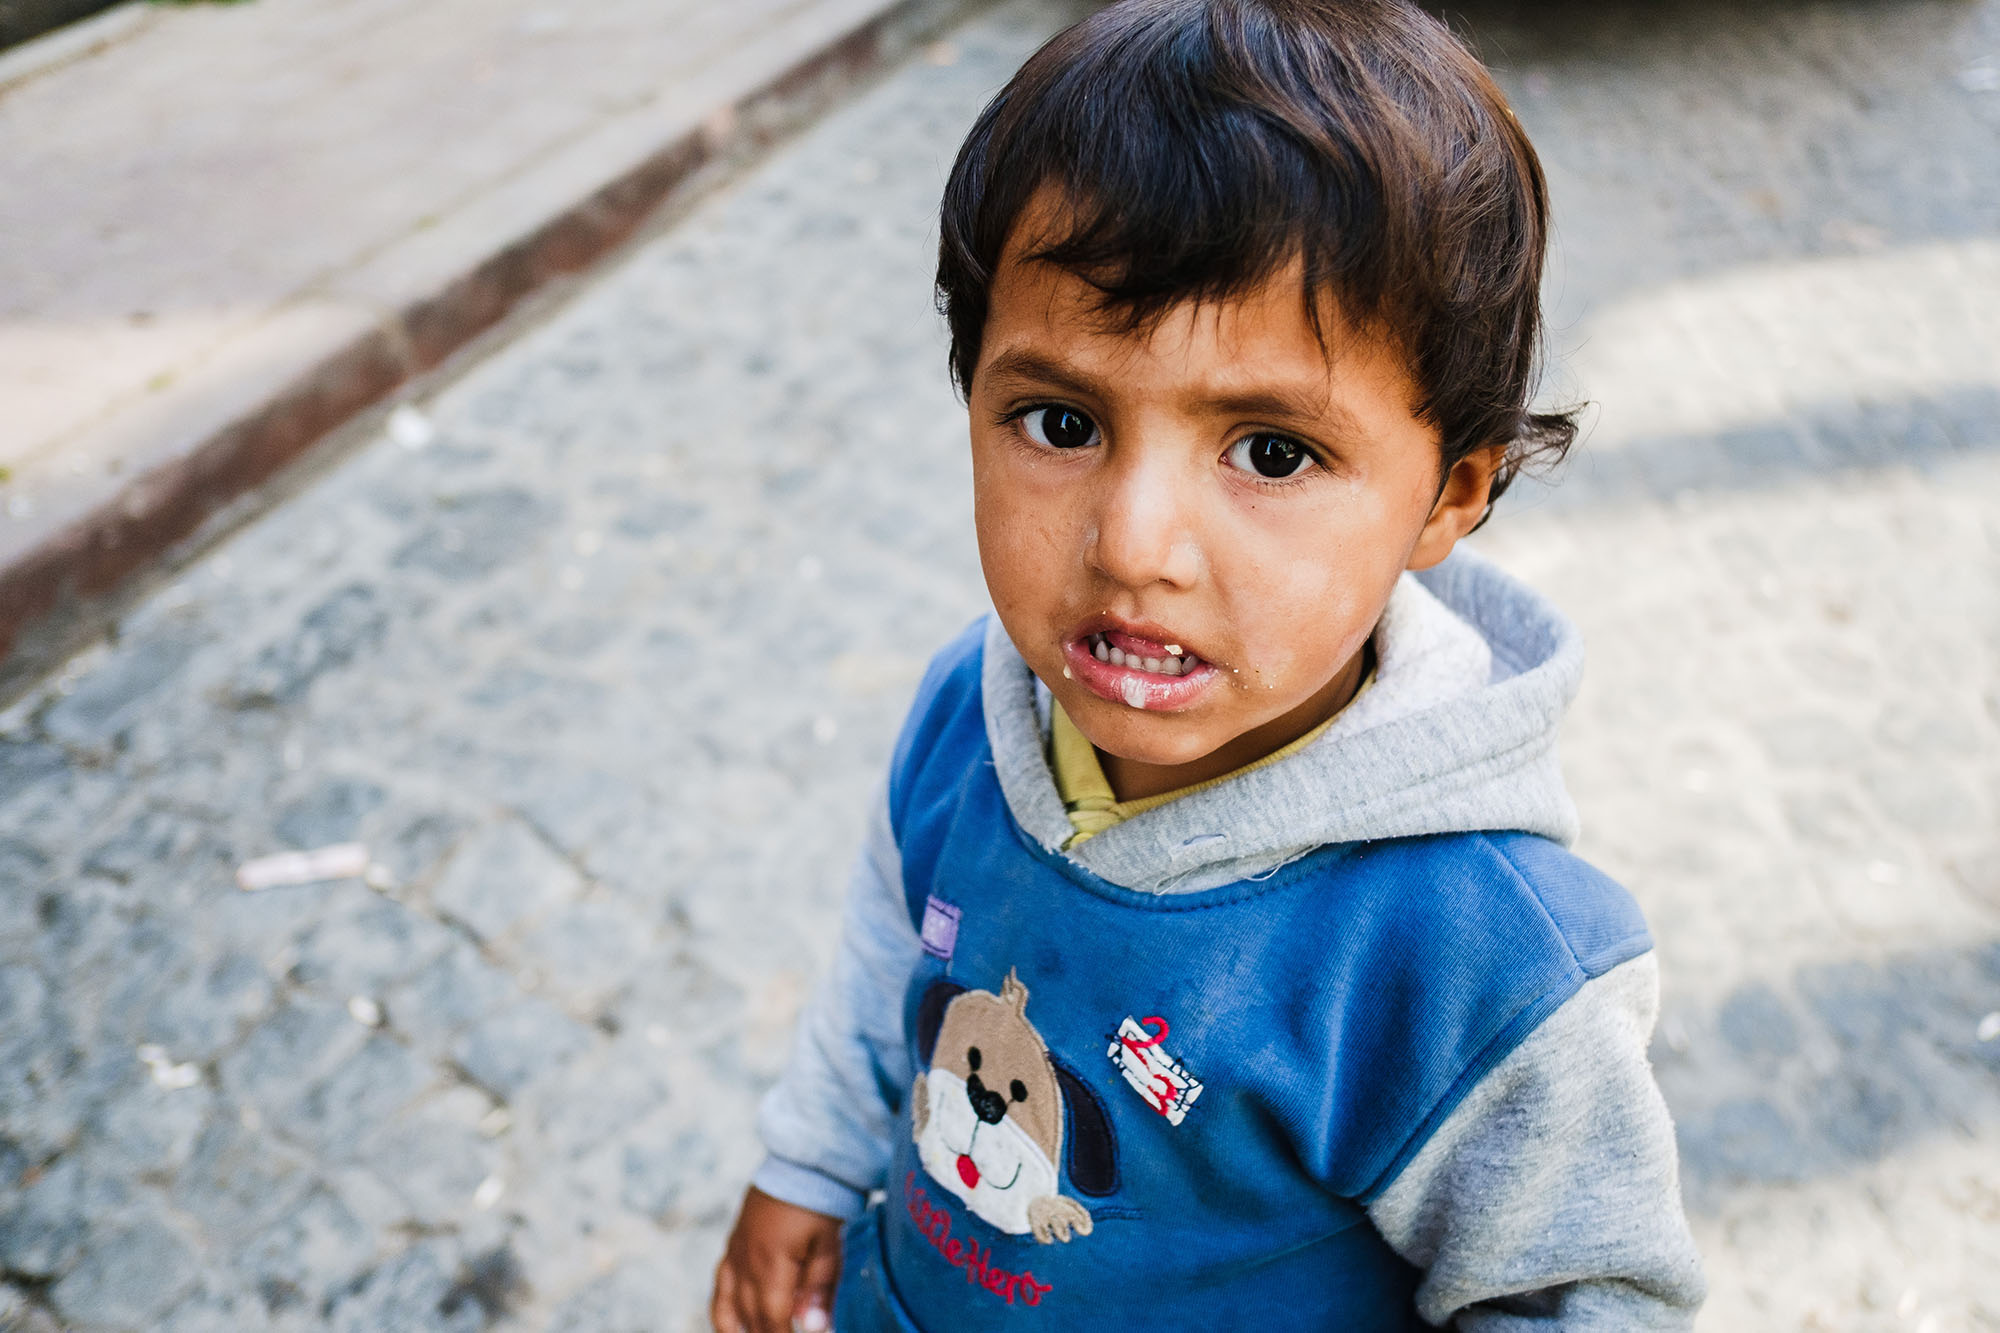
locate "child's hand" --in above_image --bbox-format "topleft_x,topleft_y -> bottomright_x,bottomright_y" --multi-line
710,1186 -> 844,1333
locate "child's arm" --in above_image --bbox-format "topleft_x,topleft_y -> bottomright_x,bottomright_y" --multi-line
712,784 -> 921,1327
1366,953 -> 1707,1329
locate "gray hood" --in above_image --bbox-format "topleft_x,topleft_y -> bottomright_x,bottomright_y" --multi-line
981,548 -> 1585,895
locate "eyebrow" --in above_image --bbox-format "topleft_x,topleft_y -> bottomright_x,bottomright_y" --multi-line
980,347 -> 1364,437
981,349 -> 1100,401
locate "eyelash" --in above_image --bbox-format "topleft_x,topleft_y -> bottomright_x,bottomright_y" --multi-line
1000,403 -> 1328,486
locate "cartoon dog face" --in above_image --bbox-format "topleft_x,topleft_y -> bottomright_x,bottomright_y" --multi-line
910,971 -> 1117,1244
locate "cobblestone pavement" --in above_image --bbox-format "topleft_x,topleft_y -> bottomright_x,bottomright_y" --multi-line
1,0 -> 1997,1329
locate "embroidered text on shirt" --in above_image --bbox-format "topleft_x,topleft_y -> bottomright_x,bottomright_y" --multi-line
904,1171 -> 1054,1306
1108,1016 -> 1204,1125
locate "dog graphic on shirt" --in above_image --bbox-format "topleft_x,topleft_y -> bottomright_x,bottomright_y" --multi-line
910,970 -> 1114,1244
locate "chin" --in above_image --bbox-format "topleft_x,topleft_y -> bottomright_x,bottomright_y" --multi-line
1069,702 -> 1227,768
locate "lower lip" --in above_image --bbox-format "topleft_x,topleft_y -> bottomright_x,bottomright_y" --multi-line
1062,638 -> 1219,711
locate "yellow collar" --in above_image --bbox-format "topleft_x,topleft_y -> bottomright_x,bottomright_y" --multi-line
1048,668 -> 1374,847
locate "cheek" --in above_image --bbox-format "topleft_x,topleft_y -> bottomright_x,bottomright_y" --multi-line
1226,501 -> 1404,663
971,442 -> 1080,612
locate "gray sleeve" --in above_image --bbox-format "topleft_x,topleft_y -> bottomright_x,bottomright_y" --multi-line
752,783 -> 921,1220
1367,953 -> 1707,1330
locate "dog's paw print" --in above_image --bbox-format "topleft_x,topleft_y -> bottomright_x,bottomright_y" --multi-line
1027,1194 -> 1093,1244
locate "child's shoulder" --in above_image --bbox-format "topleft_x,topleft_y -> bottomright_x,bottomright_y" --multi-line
1305,832 -> 1653,1198
1354,830 -> 1651,985
886,617 -> 991,799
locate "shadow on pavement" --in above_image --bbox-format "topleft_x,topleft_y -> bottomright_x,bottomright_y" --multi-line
1655,937 -> 2000,1212
1514,384 -> 2000,511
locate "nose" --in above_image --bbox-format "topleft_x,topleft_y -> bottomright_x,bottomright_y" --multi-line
965,1073 -> 1009,1125
1087,447 -> 1200,591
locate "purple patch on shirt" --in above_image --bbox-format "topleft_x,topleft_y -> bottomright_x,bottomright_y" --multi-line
919,895 -> 961,961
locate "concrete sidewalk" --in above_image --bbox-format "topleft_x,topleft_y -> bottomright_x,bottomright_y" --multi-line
0,0 -> 972,696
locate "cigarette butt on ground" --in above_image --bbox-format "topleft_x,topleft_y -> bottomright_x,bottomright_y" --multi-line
236,843 -> 370,891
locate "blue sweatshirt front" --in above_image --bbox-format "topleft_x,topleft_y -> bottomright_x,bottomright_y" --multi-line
757,554 -> 1707,1329
831,617 -> 1651,1330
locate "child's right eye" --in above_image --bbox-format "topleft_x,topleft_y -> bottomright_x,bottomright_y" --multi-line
1018,406 -> 1099,450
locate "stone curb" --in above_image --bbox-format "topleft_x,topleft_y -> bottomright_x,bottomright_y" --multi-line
0,0 -> 980,701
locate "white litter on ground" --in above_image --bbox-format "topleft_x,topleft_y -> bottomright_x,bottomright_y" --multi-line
387,404 -> 435,449
137,1044 -> 201,1090
236,843 -> 370,891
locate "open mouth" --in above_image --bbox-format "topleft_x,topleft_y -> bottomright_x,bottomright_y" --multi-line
1061,627 -> 1220,711
1083,631 -> 1201,677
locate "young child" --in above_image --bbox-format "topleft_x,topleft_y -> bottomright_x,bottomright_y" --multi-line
712,1 -> 1706,1328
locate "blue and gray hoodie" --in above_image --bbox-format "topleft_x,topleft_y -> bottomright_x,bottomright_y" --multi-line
755,552 -> 1706,1330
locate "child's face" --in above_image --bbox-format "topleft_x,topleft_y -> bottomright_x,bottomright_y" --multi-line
968,212 -> 1498,795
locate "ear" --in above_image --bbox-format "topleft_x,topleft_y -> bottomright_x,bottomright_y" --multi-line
1407,445 -> 1503,572
915,980 -> 967,1066
1051,1058 -> 1118,1198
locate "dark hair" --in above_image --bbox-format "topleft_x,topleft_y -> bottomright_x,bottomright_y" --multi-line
936,0 -> 1576,513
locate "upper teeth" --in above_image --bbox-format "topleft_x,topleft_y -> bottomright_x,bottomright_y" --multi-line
1089,633 -> 1192,677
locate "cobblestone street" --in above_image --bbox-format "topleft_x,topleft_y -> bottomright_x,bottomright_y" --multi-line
1,0 -> 1997,1329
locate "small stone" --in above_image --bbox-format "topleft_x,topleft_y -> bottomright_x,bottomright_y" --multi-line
1977,1012 -> 2000,1043
150,1059 -> 202,1091
347,996 -> 383,1027
388,404 -> 436,449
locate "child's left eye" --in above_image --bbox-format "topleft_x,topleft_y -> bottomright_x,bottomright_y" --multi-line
1225,433 -> 1317,479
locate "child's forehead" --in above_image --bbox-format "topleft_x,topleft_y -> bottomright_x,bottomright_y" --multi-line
990,185 -> 1397,371
983,236 -> 1410,419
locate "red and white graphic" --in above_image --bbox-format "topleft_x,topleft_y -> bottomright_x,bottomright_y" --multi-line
1107,1016 -> 1203,1125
